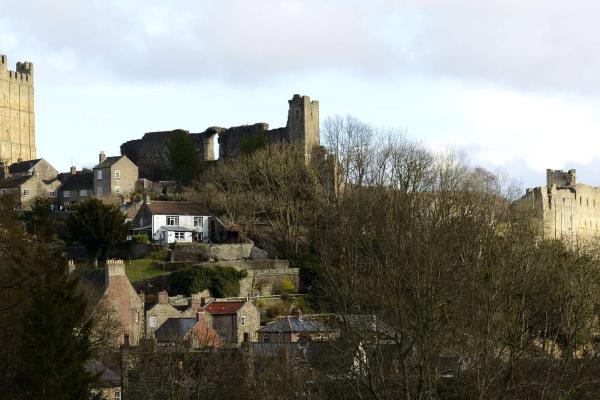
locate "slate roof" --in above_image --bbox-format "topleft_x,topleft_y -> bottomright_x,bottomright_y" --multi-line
8,158 -> 42,175
155,318 -> 197,342
203,301 -> 245,315
160,225 -> 194,232
84,359 -> 120,388
95,156 -> 123,169
0,175 -> 33,188
60,170 -> 93,191
146,201 -> 210,216
258,316 -> 330,334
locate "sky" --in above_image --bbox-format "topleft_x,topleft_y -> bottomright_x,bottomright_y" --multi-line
1,0 -> 600,190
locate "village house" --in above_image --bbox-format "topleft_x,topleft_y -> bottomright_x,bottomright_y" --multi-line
57,167 -> 93,207
131,198 -> 211,243
93,151 -> 138,204
0,158 -> 61,209
154,312 -> 220,349
73,259 -> 144,346
145,291 -> 181,336
203,300 -> 260,346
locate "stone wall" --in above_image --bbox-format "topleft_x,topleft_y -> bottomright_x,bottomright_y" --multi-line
120,95 -> 320,180
173,242 -> 254,262
521,169 -> 600,242
0,54 -> 35,164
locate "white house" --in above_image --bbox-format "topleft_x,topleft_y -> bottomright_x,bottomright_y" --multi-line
131,199 -> 211,244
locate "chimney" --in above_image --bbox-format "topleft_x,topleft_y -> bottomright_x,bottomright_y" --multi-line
17,157 -> 22,163
138,291 -> 146,304
70,166 -> 77,175
1,163 -> 8,179
99,151 -> 106,163
157,290 -> 169,305
105,259 -> 126,287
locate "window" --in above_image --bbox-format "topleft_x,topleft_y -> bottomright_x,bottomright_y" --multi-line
97,187 -> 103,195
0,189 -> 6,196
63,190 -> 71,198
194,216 -> 203,228
115,170 -> 120,179
49,190 -> 56,197
149,316 -> 157,328
114,390 -> 121,400
22,189 -> 30,197
134,310 -> 139,323
263,334 -> 270,343
79,189 -> 87,197
96,170 -> 103,180
115,186 -> 120,194
241,315 -> 246,327
166,216 -> 178,226
174,231 -> 185,240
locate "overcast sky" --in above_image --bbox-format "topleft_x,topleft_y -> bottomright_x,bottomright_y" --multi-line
2,0 -> 599,189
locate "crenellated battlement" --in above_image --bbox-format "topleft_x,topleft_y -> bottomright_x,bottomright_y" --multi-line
0,55 -> 33,84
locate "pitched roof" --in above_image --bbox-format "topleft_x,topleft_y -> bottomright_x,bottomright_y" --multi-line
60,171 -> 93,191
155,318 -> 197,342
146,201 -> 210,216
95,156 -> 123,169
203,301 -> 245,315
258,316 -> 330,334
8,158 -> 42,175
0,175 -> 34,188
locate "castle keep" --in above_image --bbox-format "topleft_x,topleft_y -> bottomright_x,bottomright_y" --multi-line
522,169 -> 600,241
0,54 -> 35,164
121,94 -> 320,180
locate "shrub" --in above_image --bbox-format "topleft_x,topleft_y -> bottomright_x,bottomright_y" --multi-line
132,233 -> 149,243
169,266 -> 247,297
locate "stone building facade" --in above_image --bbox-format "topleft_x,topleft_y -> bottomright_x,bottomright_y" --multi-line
521,169 -> 600,241
0,54 -> 35,164
120,94 -> 320,180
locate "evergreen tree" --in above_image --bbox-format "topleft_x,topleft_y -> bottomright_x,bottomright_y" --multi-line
26,196 -> 56,242
17,248 -> 96,399
64,198 -> 130,265
168,130 -> 199,185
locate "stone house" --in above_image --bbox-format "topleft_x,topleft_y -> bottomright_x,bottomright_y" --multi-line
93,151 -> 138,203
131,199 -> 210,243
154,312 -> 220,349
4,158 -> 58,180
57,167 -> 93,207
145,291 -> 181,336
203,300 -> 260,346
74,259 -> 144,346
0,174 -> 60,209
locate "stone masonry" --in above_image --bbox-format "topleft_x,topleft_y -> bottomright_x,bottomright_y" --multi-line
0,54 -> 35,164
120,94 -> 320,180
521,169 -> 600,241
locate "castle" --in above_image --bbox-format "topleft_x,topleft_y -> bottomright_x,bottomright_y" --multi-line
121,94 -> 320,180
0,54 -> 35,164
522,169 -> 600,241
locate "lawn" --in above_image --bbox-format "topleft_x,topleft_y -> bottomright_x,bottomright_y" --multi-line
125,258 -> 171,283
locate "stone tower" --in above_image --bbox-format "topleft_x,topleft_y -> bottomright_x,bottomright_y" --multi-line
0,54 -> 35,165
286,94 -> 319,161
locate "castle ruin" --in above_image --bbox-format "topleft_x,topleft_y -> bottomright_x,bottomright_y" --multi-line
121,94 -> 320,180
0,54 -> 35,164
522,169 -> 600,241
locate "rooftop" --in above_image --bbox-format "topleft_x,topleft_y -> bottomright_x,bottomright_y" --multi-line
60,170 -> 93,191
8,158 -> 42,175
0,175 -> 34,188
95,156 -> 123,169
146,201 -> 210,216
160,225 -> 195,232
155,318 -> 196,342
203,301 -> 245,315
258,315 -> 330,334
